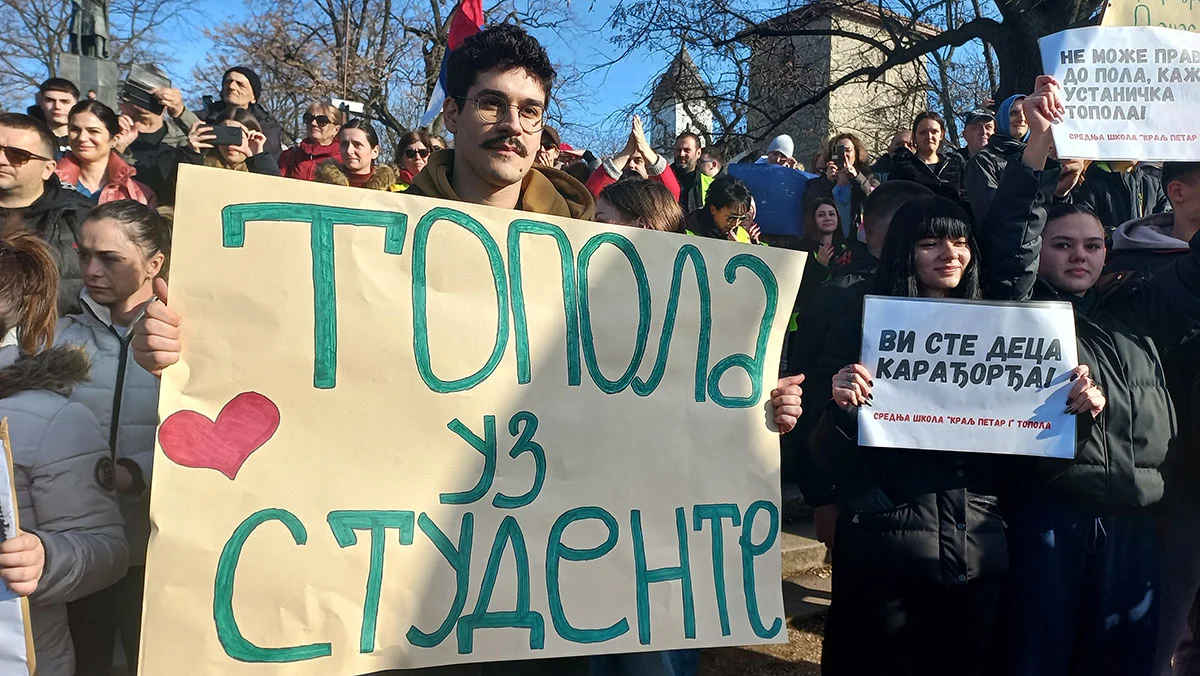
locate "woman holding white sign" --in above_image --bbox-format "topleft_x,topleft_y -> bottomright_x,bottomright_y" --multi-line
977,76 -> 1200,676
817,130 -> 1104,673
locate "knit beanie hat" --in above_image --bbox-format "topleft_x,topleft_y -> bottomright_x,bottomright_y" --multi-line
767,134 -> 795,159
224,66 -> 263,102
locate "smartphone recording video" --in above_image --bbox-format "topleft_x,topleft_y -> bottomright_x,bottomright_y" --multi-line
211,126 -> 244,147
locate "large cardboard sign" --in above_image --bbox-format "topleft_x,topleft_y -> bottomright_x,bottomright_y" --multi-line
859,296 -> 1079,457
1040,26 -> 1200,161
140,166 -> 806,673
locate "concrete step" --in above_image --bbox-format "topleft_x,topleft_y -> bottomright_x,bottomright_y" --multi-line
783,567 -> 832,622
780,519 -> 829,578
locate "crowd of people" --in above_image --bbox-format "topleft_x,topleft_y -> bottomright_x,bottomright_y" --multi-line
0,18 -> 1195,676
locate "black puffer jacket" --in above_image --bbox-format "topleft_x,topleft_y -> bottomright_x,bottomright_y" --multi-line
979,158 -> 1199,510
888,147 -> 968,204
965,135 -> 1060,226
0,178 -> 92,315
1071,163 -> 1170,234
1105,214 -> 1200,507
815,311 -> 1010,585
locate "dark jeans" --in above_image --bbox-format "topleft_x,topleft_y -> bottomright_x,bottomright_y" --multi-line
822,558 -> 1001,676
1156,498 -> 1200,676
997,498 -> 1159,676
68,565 -> 145,675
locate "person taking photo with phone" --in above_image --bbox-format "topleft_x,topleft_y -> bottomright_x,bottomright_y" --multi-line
807,132 -> 873,236
195,67 -> 284,161
180,108 -> 280,177
115,79 -> 200,203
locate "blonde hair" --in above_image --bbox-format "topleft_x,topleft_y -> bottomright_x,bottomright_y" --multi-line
308,102 -> 344,126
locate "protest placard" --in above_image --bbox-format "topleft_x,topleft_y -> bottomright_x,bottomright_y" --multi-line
140,166 -> 806,674
0,422 -> 34,676
1040,26 -> 1200,161
727,164 -> 816,236
1103,0 -> 1197,32
858,296 -> 1079,457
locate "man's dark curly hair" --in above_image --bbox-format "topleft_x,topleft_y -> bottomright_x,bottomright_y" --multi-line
446,24 -> 556,107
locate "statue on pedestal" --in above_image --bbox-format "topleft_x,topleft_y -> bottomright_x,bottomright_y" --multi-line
68,0 -> 110,59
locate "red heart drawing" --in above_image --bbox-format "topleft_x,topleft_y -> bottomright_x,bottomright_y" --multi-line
159,392 -> 281,480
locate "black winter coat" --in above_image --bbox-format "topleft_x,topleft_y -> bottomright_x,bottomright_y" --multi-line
0,178 -> 92,314
979,159 -> 1198,510
1106,225 -> 1200,507
198,100 -> 285,162
1071,163 -> 1170,234
815,313 -> 1010,586
888,147 -> 968,204
965,135 -> 1060,226
672,163 -> 703,214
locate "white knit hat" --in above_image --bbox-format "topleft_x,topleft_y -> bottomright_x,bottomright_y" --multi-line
766,134 -> 795,159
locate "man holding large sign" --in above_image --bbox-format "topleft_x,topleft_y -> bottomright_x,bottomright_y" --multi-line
133,24 -> 807,675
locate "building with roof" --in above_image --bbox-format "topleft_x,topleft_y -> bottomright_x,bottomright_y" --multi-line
648,47 -> 716,150
745,2 -> 937,167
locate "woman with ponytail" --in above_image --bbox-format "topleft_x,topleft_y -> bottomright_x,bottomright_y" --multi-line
0,218 -> 128,676
54,200 -> 168,674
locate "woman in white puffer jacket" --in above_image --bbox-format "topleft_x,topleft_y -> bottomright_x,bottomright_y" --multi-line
55,200 -> 167,675
0,220 -> 127,676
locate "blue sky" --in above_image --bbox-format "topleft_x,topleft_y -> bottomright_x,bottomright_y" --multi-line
172,0 -> 667,146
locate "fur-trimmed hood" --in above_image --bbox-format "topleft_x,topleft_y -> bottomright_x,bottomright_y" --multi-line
314,161 -> 399,191
0,345 -> 91,399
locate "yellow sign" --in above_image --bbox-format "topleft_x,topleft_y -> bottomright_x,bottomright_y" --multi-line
1103,0 -> 1198,32
140,166 -> 806,673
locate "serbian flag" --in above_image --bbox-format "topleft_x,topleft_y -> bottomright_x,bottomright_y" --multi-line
420,0 -> 485,127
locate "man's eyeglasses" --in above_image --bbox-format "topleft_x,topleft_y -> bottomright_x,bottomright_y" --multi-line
725,211 -> 752,227
303,114 -> 333,127
464,94 -> 545,133
0,145 -> 51,166
403,147 -> 431,160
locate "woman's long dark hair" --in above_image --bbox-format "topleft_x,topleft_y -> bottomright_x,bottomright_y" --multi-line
802,197 -> 846,246
873,196 -> 981,299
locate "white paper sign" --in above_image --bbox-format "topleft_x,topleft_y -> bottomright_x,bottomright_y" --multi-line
859,296 -> 1079,458
0,432 -> 30,676
1040,26 -> 1200,161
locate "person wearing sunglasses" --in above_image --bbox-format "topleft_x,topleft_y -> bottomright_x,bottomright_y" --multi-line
394,130 -> 433,188
683,174 -> 762,244
0,112 -> 95,314
279,103 -> 343,181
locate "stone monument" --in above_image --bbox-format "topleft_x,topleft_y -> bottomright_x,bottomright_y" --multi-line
59,0 -> 119,108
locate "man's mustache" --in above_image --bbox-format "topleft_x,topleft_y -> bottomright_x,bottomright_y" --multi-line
481,136 -> 528,157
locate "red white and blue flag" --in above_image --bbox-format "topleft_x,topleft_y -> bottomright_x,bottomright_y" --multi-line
420,0 -> 485,128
